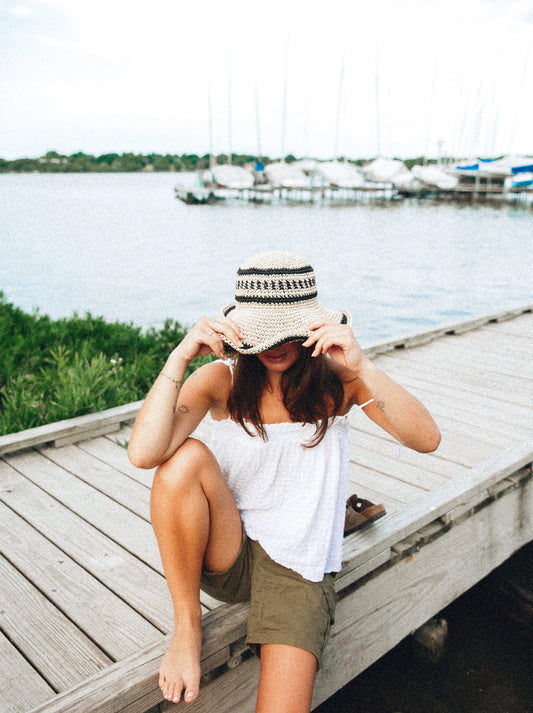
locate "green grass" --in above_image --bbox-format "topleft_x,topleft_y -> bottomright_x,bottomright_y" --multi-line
0,292 -> 213,436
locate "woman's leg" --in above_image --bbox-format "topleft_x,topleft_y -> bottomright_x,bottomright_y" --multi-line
255,644 -> 317,713
150,437 -> 242,705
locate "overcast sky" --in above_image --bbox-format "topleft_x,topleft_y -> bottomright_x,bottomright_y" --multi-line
1,0 -> 532,160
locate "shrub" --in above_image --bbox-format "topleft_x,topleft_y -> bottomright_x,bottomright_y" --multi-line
0,293 -> 213,435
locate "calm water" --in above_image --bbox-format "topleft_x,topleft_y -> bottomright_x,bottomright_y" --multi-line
1,172 -> 532,346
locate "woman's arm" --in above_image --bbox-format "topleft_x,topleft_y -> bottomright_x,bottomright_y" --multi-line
127,317 -> 242,469
304,321 -> 441,453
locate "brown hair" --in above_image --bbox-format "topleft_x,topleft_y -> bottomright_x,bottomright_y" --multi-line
227,346 -> 345,447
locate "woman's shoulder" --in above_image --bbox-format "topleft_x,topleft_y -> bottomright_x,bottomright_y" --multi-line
186,359 -> 232,404
188,359 -> 231,385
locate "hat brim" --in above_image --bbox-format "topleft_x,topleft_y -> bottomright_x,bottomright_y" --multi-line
220,300 -> 352,355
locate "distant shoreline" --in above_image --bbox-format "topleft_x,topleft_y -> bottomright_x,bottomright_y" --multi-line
0,151 -> 453,174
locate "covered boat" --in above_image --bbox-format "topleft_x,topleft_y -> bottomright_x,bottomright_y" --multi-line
411,165 -> 458,190
362,157 -> 412,185
263,161 -> 311,188
316,160 -> 365,188
207,165 -> 255,189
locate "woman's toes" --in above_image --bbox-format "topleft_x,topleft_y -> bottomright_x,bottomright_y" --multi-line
185,687 -> 198,703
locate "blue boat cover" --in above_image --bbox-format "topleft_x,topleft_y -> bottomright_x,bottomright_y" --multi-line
511,164 -> 533,174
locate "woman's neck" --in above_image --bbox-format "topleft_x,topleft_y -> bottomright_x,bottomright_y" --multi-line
264,370 -> 284,396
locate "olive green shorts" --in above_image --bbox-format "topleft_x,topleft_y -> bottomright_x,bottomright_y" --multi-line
200,529 -> 337,667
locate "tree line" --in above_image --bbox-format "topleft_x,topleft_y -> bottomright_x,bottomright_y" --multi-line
0,150 -> 431,173
0,151 -> 272,173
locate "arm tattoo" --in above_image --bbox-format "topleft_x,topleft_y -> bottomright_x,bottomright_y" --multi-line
177,404 -> 190,414
376,400 -> 386,411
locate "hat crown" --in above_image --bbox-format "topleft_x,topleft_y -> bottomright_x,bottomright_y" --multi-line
235,251 -> 317,305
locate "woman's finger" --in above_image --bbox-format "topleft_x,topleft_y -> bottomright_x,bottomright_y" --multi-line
205,318 -> 243,352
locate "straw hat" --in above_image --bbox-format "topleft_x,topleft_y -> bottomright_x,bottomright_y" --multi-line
220,251 -> 351,355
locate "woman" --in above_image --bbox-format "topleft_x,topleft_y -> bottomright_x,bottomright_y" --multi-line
128,251 -> 440,712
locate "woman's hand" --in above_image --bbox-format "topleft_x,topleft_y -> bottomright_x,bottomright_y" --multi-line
303,320 -> 367,375
172,317 -> 243,364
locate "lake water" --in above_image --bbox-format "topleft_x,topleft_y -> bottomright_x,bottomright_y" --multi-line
1,172 -> 532,346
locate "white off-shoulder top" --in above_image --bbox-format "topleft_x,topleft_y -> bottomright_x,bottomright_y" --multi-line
209,408 -> 351,582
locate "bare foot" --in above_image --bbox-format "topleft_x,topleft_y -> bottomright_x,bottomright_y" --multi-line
159,619 -> 203,704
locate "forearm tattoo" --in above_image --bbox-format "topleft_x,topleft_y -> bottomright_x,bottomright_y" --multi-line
177,404 -> 190,414
376,400 -> 386,411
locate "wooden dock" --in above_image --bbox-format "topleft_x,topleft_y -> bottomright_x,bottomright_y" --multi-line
174,184 -> 397,205
175,182 -> 533,206
1,305 -> 533,713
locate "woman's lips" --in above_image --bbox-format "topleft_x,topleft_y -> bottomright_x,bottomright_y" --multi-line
263,350 -> 286,362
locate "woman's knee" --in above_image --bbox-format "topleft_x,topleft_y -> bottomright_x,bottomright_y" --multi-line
154,438 -> 217,491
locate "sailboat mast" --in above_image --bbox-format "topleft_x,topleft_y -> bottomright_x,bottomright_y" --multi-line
228,40 -> 233,166
207,80 -> 214,169
281,35 -> 289,159
334,43 -> 345,159
255,82 -> 262,158
424,50 -> 438,164
375,45 -> 382,157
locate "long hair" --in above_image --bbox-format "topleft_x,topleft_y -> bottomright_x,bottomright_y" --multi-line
227,345 -> 345,447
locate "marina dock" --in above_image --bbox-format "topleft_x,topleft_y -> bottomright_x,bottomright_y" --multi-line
1,305 -> 533,713
174,182 -> 533,206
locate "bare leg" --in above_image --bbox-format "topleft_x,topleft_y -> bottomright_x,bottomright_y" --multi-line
255,644 -> 317,713
150,438 -> 242,704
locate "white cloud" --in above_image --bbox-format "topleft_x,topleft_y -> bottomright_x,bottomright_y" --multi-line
9,4 -> 35,18
1,0 -> 531,158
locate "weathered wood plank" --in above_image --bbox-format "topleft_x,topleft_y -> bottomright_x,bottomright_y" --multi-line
3,449 -> 161,570
456,326 -> 533,355
0,456 -> 219,619
0,459 -> 178,629
0,555 -> 111,691
0,502 -> 162,659
312,469 -> 533,708
389,384 -> 533,444
349,420 -> 465,478
334,549 -> 392,592
348,461 -> 424,503
39,444 -> 151,521
422,413 -> 523,450
0,401 -> 143,456
0,631 -> 54,713
384,367 -> 533,422
80,436 -> 155,488
347,477 -> 405,513
26,603 -> 250,713
394,335 -> 533,380
481,316 -> 533,338
341,442 -> 533,574
382,327 -> 530,368
362,304 -> 533,359
352,412 -> 502,468
376,351 -> 533,407
384,377 -> 533,444
348,440 -> 448,490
